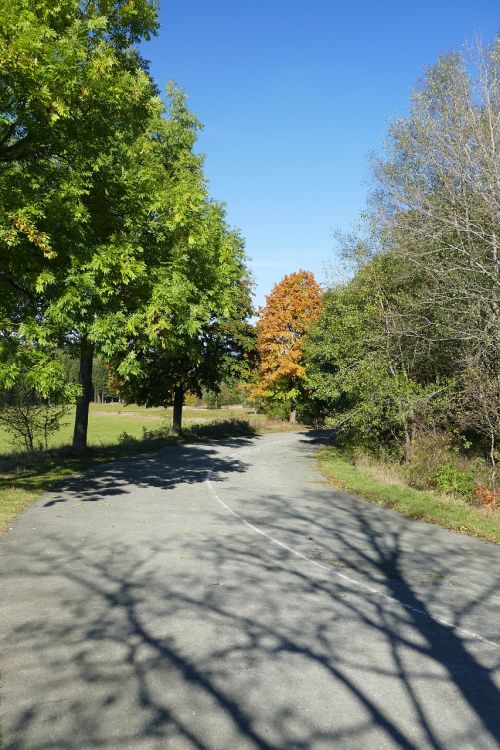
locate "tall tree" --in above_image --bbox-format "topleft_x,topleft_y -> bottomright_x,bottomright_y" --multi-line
113,219 -> 254,436
372,37 -> 500,464
304,38 -> 499,473
1,3 -> 255,452
0,0 -> 159,451
252,270 -> 322,421
305,254 -> 454,459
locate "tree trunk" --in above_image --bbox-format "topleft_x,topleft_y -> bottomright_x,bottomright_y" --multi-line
490,431 -> 496,498
25,424 -> 34,452
72,344 -> 94,453
172,386 -> 184,437
289,401 -> 297,423
403,422 -> 414,463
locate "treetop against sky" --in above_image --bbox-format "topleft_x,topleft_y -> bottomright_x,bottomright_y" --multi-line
140,0 -> 498,306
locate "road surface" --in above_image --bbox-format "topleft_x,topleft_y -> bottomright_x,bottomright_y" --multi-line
1,430 -> 500,749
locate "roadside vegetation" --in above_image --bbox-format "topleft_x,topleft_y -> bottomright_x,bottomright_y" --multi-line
302,41 -> 499,527
251,41 -> 499,535
319,446 -> 500,544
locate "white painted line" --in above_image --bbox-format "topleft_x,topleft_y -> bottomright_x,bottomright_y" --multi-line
206,436 -> 500,650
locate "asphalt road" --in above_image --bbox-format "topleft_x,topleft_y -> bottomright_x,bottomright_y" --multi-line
1,430 -> 500,749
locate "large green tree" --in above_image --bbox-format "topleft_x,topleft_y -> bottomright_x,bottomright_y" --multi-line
113,214 -> 254,436
0,0 -> 160,450
306,254 -> 454,459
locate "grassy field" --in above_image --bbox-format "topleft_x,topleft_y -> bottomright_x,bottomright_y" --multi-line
0,403 -> 264,453
318,446 -> 500,544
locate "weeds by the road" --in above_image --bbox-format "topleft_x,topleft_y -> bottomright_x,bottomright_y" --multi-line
318,447 -> 500,544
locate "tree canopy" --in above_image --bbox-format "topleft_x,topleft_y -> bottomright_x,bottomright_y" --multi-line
252,270 -> 322,421
305,38 -> 499,481
112,210 -> 254,436
0,0 -> 254,450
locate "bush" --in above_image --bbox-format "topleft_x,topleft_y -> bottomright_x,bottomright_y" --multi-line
265,402 -> 291,421
140,419 -> 257,442
435,465 -> 476,499
187,419 -> 256,439
0,380 -> 70,452
118,431 -> 137,445
142,425 -> 170,441
403,432 -> 485,493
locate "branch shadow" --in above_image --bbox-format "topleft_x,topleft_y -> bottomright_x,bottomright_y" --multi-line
41,437 -> 256,506
1,431 -> 500,749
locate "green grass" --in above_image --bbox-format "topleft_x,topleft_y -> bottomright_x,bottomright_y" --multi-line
318,446 -> 500,544
0,403 -> 264,452
0,410 -> 286,533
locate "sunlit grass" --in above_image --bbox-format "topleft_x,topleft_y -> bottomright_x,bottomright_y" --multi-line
0,403 -> 264,453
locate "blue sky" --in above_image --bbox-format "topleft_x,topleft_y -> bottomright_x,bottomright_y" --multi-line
142,1 -> 498,307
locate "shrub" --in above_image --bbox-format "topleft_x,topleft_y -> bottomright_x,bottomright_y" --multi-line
187,419 -> 256,439
265,402 -> 291,421
142,425 -> 170,441
473,486 -> 498,508
141,419 -> 257,442
435,465 -> 476,499
403,431 -> 487,494
403,433 -> 452,490
118,431 -> 137,445
0,380 -> 70,452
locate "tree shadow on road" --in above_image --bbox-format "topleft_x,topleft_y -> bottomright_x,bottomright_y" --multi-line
1,433 -> 500,749
41,437 -> 257,507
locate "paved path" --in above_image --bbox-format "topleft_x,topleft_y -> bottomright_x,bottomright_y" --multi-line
1,431 -> 500,749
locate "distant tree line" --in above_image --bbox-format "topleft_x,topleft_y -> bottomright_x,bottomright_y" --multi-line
57,354 -> 119,403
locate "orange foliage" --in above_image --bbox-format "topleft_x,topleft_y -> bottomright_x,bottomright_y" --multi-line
473,486 -> 498,508
252,270 -> 322,400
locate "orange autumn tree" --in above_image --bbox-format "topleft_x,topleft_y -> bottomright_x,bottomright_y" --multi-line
252,270 -> 322,421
